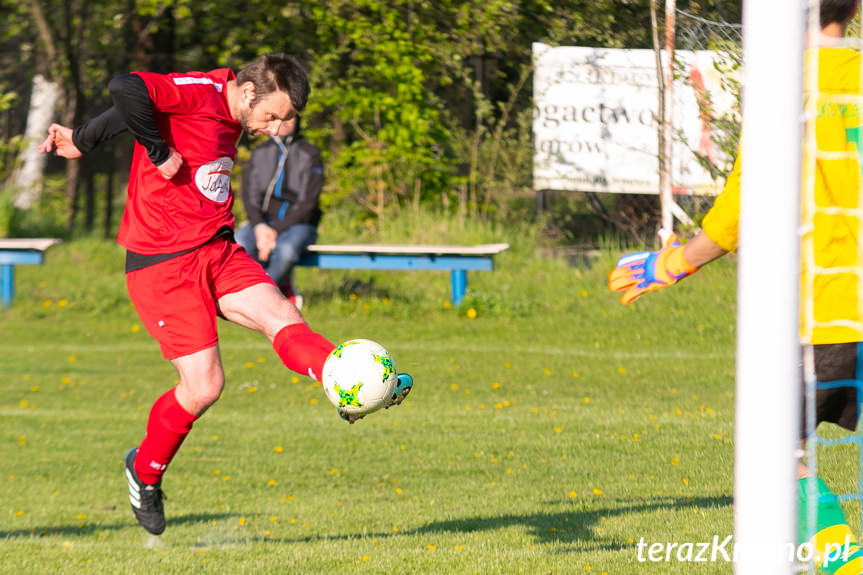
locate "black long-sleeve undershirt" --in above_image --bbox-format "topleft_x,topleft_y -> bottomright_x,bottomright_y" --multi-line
71,73 -> 170,166
109,74 -> 171,166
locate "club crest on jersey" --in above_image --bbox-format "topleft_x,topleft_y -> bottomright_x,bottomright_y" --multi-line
195,156 -> 233,203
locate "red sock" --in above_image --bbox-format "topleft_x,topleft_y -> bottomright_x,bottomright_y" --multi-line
273,323 -> 335,382
135,388 -> 198,485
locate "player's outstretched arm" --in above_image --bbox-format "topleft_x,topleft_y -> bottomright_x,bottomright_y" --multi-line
608,232 -> 697,305
608,230 -> 728,305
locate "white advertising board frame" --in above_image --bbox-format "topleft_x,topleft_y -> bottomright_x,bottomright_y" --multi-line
532,42 -> 734,196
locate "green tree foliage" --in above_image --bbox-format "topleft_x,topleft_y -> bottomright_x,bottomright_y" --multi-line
0,0 -> 742,235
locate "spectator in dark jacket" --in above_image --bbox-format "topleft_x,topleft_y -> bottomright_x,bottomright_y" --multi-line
236,115 -> 322,309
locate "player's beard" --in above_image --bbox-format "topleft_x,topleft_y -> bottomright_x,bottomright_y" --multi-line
236,103 -> 266,136
236,107 -> 254,135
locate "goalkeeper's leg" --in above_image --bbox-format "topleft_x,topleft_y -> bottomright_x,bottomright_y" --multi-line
799,471 -> 863,574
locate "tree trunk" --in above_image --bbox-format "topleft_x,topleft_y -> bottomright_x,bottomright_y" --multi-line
12,74 -> 59,209
84,160 -> 95,232
104,151 -> 115,239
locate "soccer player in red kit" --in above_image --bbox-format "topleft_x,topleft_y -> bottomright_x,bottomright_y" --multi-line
38,54 -> 413,535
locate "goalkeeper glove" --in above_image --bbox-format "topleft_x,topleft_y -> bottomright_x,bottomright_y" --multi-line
608,232 -> 697,305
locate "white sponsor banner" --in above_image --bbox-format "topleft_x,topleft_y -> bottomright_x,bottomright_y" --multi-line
532,43 -> 734,195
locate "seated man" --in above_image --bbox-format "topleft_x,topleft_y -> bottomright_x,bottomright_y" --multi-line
236,114 -> 322,309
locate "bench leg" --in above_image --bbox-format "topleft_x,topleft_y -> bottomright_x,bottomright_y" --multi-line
1,264 -> 13,309
450,270 -> 467,305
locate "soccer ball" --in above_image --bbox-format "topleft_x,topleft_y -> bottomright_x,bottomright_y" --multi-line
321,339 -> 398,417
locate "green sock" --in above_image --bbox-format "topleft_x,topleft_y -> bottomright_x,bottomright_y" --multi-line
798,476 -> 861,575
798,476 -> 845,542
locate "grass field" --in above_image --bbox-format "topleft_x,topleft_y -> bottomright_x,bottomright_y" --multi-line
0,224 -> 814,574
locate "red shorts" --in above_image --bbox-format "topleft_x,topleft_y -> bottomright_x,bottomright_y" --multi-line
126,238 -> 275,359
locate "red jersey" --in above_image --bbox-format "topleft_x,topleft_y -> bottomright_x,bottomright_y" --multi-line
117,69 -> 242,254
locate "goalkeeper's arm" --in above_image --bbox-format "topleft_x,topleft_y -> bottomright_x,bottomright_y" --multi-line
683,231 -> 729,269
608,230 -> 728,305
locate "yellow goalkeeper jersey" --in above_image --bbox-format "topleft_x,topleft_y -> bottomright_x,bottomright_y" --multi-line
701,47 -> 863,344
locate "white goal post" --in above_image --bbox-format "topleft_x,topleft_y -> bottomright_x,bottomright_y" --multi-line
734,0 -> 805,573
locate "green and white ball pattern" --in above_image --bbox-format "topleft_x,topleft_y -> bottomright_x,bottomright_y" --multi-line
321,339 -> 398,416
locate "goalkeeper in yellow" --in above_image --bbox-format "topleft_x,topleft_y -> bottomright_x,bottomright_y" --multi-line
609,1 -> 863,573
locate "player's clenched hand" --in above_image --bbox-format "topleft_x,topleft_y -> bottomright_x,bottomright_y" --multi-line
38,124 -> 82,159
156,148 -> 183,180
608,232 -> 697,305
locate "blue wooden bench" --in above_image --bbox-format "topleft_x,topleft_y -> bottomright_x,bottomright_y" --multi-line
296,243 -> 510,304
0,238 -> 61,308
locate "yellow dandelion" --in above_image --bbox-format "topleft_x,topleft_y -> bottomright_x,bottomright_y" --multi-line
58,299 -> 68,307
554,427 -> 562,434
455,545 -> 464,550
592,488 -> 603,495
291,376 -> 299,384
569,491 -> 578,498
573,371 -> 580,378
15,510 -> 23,517
19,400 -> 28,409
491,382 -> 500,389
245,362 -> 254,368
282,496 -> 294,502
271,516 -> 278,522
67,355 -> 76,363
361,556 -> 370,561
671,457 -> 679,466
310,398 -> 318,404
257,357 -> 265,363
395,487 -> 403,494
617,367 -> 626,373
211,435 -> 219,441
392,526 -> 399,532
443,301 -> 452,309
267,479 -> 277,486
450,383 -> 459,390
580,290 -> 588,297
543,368 -> 551,375
330,469 -> 339,475
43,300 -> 52,307
583,397 -> 590,403
683,478 -> 690,485
223,475 -> 230,481
504,362 -> 511,368
247,387 -> 257,393
466,308 -> 477,319
239,517 -> 246,525
76,514 -> 86,520
349,293 -> 358,300
426,544 -> 436,551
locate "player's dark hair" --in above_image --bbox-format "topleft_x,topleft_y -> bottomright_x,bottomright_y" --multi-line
821,0 -> 858,27
237,53 -> 310,113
